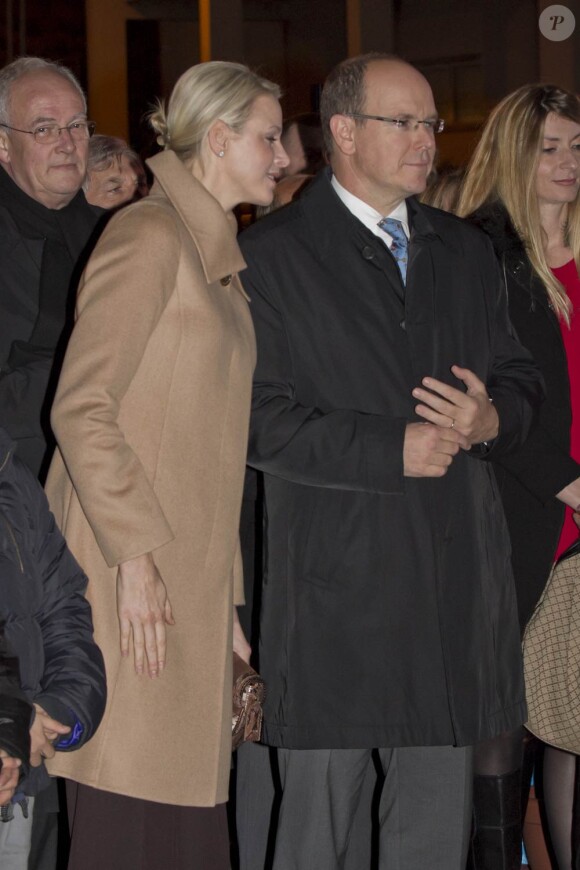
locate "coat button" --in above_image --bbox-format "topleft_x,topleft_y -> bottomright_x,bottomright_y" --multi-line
220,275 -> 232,286
399,319 -> 406,330
361,246 -> 375,260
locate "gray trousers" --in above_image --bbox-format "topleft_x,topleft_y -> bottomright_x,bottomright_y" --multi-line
236,742 -> 276,870
28,779 -> 58,870
236,743 -> 376,870
0,796 -> 35,870
271,745 -> 473,870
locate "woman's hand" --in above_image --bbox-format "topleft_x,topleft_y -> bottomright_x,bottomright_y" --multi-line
29,704 -> 70,767
233,607 -> 251,664
117,553 -> 175,678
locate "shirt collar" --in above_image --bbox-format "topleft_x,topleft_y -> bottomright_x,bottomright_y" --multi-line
330,174 -> 409,245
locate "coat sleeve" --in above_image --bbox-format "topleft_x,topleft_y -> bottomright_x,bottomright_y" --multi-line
0,626 -> 32,769
242,251 -> 407,494
13,461 -> 107,749
0,345 -> 52,439
50,204 -> 179,568
0,212 -> 51,463
477,250 -> 546,459
492,419 -> 580,503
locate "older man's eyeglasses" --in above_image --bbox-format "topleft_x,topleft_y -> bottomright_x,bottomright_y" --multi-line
0,121 -> 96,144
345,113 -> 445,134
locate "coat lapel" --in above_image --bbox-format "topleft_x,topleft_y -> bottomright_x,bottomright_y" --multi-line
302,172 -> 407,303
146,150 -> 247,288
469,202 -> 563,339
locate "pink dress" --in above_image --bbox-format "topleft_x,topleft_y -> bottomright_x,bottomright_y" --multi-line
554,258 -> 580,559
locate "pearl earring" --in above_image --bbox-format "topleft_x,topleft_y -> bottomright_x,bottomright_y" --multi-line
218,150 -> 225,158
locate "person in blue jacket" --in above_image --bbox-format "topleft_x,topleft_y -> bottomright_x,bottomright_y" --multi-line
0,627 -> 31,808
0,426 -> 106,867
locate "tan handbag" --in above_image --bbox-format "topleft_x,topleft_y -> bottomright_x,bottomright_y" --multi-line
232,653 -> 265,751
522,539 -> 580,754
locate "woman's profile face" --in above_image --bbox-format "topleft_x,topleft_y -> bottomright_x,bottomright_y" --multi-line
536,112 -> 580,208
222,94 -> 289,207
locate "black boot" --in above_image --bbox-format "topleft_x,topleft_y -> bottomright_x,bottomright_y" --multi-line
466,770 -> 522,870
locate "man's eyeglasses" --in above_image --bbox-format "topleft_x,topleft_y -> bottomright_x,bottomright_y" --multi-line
345,113 -> 445,134
0,121 -> 96,144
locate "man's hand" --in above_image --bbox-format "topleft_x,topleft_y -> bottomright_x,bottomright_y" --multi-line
403,422 -> 463,477
29,704 -> 70,768
0,751 -> 21,806
412,365 -> 499,448
117,553 -> 175,678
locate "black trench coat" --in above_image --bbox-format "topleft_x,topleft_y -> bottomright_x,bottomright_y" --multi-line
240,173 -> 544,750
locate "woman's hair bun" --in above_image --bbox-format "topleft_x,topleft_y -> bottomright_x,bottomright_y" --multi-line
148,101 -> 170,148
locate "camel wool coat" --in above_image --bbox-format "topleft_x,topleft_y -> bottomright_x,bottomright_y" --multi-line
45,150 -> 256,806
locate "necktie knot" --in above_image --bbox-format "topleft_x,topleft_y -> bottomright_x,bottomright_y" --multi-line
378,217 -> 408,284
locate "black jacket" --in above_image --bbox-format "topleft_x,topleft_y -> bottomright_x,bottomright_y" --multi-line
0,169 -> 104,479
0,428 -> 106,795
240,173 -> 544,750
469,203 -> 580,631
0,627 -> 31,773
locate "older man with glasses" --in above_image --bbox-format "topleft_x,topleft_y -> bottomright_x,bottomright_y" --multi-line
0,56 -> 105,870
0,57 -> 103,484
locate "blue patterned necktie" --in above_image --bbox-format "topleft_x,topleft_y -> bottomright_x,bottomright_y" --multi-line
378,217 -> 408,285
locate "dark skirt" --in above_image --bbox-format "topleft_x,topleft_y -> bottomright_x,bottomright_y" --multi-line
65,780 -> 230,870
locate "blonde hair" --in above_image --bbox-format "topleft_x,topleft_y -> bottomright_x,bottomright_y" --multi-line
458,84 -> 580,323
420,167 -> 465,213
149,61 -> 281,163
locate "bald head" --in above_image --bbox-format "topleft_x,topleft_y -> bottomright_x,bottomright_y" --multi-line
323,56 -> 438,213
322,55 -> 412,151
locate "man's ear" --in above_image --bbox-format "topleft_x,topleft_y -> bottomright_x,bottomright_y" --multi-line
207,119 -> 230,158
0,129 -> 11,167
329,114 -> 357,156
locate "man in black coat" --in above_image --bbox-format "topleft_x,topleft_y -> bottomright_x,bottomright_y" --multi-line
239,55 -> 544,869
0,56 -> 104,482
0,56 -> 105,869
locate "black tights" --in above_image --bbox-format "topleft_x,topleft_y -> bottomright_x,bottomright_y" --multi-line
476,734 -> 580,868
473,727 -> 524,778
543,746 -> 579,869
473,727 -> 540,821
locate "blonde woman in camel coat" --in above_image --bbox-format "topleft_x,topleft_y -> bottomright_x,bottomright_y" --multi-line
45,62 -> 288,870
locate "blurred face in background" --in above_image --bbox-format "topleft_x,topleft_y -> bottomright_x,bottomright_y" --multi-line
85,153 -> 140,209
281,123 -> 307,176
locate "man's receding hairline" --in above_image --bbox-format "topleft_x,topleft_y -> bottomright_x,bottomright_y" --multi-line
363,58 -> 429,85
9,68 -> 85,95
361,59 -> 432,108
7,69 -> 85,119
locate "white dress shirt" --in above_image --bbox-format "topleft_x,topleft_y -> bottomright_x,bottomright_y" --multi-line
330,175 -> 410,247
